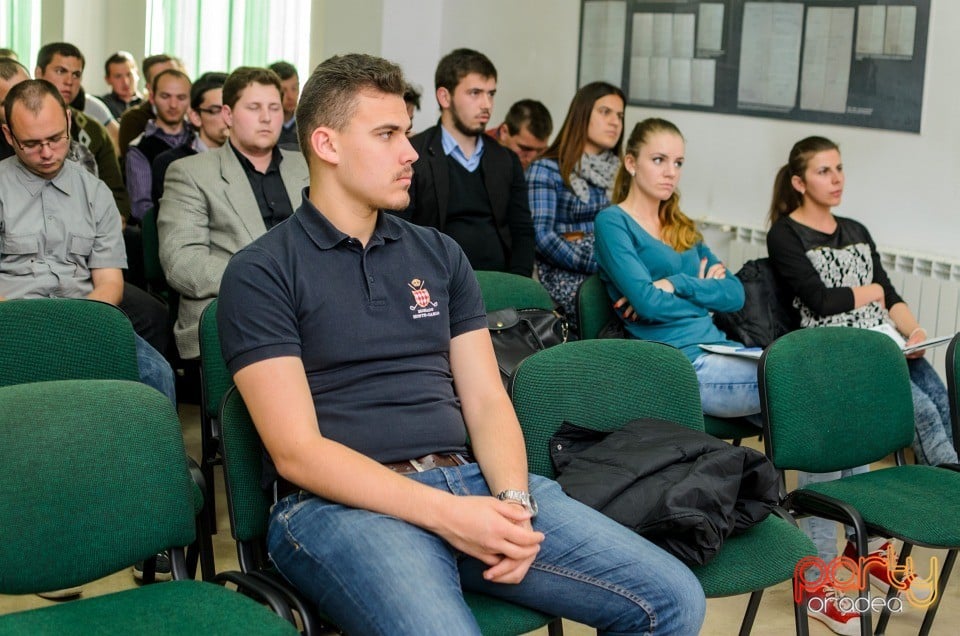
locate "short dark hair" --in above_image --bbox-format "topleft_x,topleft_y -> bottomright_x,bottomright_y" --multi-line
503,99 -> 552,141
0,58 -> 29,82
222,67 -> 281,110
403,83 -> 421,111
36,42 -> 85,72
297,54 -> 406,157
434,48 -> 496,93
151,68 -> 191,95
268,61 -> 298,81
4,79 -> 67,132
190,72 -> 227,110
141,54 -> 183,83
104,51 -> 136,77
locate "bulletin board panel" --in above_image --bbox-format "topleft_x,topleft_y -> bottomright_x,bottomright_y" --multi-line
577,0 -> 930,132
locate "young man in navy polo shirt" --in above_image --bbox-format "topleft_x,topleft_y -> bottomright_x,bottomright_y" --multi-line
217,53 -> 705,635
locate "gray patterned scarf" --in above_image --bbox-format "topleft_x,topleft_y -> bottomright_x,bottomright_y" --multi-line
570,150 -> 620,203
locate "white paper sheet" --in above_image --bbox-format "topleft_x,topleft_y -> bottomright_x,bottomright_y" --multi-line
579,1 -> 627,86
691,59 -> 717,106
738,2 -> 804,109
800,7 -> 854,113
855,5 -> 885,56
697,3 -> 725,53
884,5 -> 917,57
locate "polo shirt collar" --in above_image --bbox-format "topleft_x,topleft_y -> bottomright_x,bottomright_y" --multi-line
297,193 -> 405,250
13,157 -> 72,196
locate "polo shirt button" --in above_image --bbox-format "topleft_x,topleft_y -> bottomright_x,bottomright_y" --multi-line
368,276 -> 374,282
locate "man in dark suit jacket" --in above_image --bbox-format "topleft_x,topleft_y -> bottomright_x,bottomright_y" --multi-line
397,49 -> 534,277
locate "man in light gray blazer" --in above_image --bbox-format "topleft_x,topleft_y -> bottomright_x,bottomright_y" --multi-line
159,67 -> 308,359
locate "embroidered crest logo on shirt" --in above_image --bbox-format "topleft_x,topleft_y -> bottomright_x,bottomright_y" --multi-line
408,278 -> 440,319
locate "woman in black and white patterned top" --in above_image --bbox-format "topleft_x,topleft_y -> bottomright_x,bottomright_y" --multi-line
766,135 -> 955,634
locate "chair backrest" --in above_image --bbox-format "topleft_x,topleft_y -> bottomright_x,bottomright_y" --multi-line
576,274 -> 617,340
0,298 -> 140,387
0,379 -> 195,594
510,339 -> 704,479
947,333 -> 960,454
141,207 -> 165,288
219,386 -> 272,546
199,298 -> 233,419
759,327 -> 914,472
475,270 -> 556,312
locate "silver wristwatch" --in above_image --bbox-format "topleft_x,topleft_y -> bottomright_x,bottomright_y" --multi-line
497,490 -> 538,518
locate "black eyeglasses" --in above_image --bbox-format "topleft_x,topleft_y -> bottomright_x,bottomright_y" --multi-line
195,105 -> 223,115
9,130 -> 70,153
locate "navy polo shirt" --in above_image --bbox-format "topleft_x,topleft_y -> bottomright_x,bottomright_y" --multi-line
218,194 -> 487,471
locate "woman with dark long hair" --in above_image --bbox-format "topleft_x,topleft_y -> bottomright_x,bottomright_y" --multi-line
526,82 -> 624,322
766,135 -> 953,635
594,118 -> 761,422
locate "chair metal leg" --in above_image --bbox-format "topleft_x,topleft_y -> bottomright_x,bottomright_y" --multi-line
874,543 -> 914,635
918,549 -> 957,636
792,583 -> 811,636
737,590 -> 763,636
547,617 -> 564,636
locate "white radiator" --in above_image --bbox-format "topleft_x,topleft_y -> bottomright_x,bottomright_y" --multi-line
698,220 -> 960,380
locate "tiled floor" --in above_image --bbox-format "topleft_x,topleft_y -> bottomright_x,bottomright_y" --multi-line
2,403 -> 957,635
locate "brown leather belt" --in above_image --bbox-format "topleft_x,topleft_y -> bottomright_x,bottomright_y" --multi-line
383,452 -> 473,475
273,452 -> 473,503
561,230 -> 587,241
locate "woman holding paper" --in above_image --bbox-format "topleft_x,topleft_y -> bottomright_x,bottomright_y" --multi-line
766,135 -> 956,466
594,118 -> 762,424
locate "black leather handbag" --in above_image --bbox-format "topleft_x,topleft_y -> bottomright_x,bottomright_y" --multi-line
487,307 -> 568,388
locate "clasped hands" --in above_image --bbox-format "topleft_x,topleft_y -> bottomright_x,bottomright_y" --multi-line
436,495 -> 543,585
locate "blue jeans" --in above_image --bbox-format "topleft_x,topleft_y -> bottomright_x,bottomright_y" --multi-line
268,463 -> 705,635
134,334 -> 176,407
692,352 -> 762,426
908,357 -> 957,465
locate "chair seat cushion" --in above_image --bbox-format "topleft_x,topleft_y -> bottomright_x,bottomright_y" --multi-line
463,592 -> 555,635
799,465 -> 960,546
0,580 -> 298,635
702,415 -> 760,441
690,514 -> 816,597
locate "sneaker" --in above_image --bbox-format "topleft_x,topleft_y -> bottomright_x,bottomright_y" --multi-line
843,539 -> 932,601
133,551 -> 173,582
806,584 -> 861,636
36,586 -> 82,600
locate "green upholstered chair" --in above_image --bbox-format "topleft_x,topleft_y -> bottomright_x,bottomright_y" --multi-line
575,273 -> 618,341
0,298 -> 139,386
575,274 -> 761,446
947,333 -> 960,457
759,327 -> 960,636
197,298 -> 233,531
475,270 -> 557,312
0,298 -> 214,580
219,386 -> 560,636
141,207 -> 167,296
0,380 -> 297,636
511,339 -> 816,635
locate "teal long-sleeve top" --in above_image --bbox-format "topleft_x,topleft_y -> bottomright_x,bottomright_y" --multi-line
594,205 -> 745,361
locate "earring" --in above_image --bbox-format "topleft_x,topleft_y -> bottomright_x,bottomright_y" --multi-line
628,170 -> 635,176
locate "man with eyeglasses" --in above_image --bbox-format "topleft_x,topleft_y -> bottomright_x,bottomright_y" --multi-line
158,66 -> 307,361
125,69 -> 192,221
151,72 -> 228,209
0,79 -> 175,403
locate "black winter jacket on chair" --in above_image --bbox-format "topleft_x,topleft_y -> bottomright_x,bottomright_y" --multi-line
550,419 -> 779,565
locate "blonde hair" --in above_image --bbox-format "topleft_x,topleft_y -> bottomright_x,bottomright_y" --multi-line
614,118 -> 701,252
